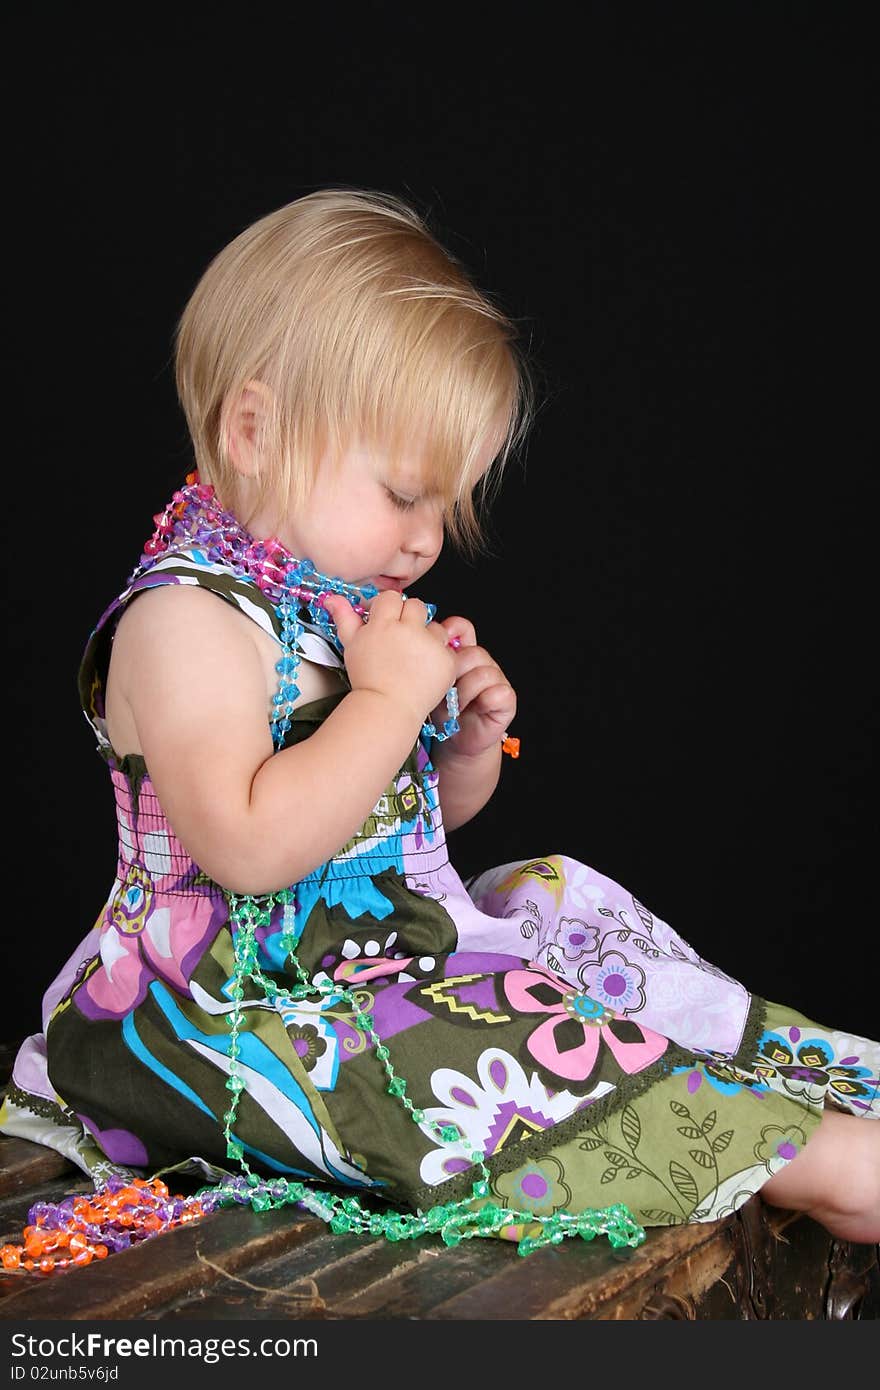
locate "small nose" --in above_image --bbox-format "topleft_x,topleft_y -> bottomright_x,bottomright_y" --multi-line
403,505 -> 444,559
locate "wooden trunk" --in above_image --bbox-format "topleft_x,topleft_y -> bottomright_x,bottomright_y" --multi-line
1,1133 -> 877,1321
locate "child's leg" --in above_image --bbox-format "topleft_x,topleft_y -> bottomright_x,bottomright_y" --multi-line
761,1109 -> 880,1243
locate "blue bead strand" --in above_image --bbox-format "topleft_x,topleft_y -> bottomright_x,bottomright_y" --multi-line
271,590 -> 303,749
421,685 -> 460,742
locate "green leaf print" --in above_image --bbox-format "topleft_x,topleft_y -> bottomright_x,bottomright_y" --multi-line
669,1161 -> 699,1206
669,1100 -> 691,1118
579,1135 -> 603,1152
641,1209 -> 684,1225
604,1151 -> 629,1168
676,1124 -> 703,1139
588,1120 -> 689,1217
621,1104 -> 641,1150
712,1130 -> 734,1153
701,1109 -> 717,1135
689,1149 -> 716,1169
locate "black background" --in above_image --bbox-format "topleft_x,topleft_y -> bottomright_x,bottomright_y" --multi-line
9,5 -> 875,1047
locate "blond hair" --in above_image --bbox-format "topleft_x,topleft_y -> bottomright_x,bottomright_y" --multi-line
173,187 -> 535,556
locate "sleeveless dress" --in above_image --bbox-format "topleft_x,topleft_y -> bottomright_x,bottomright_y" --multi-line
2,549 -> 878,1238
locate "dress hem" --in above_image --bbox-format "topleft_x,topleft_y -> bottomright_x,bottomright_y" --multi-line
406,995 -> 770,1212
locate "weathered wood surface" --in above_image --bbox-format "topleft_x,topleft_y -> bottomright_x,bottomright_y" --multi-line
0,1134 -> 877,1320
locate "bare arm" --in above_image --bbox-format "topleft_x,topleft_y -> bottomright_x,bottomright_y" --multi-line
433,738 -> 503,833
112,584 -> 455,894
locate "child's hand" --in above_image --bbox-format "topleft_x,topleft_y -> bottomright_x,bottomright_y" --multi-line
322,591 -> 457,730
429,615 -> 517,759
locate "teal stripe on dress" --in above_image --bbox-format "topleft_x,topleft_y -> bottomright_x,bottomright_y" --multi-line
121,1012 -> 216,1119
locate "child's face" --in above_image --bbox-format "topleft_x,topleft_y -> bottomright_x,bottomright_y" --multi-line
266,436 -> 490,593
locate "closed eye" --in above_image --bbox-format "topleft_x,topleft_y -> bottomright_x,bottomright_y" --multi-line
385,487 -> 418,511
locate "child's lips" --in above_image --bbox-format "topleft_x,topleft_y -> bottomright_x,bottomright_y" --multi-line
376,575 -> 409,591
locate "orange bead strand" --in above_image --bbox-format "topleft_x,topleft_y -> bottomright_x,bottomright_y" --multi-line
0,1176 -> 206,1276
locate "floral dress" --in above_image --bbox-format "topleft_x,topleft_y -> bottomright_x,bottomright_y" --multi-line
2,549 -> 877,1236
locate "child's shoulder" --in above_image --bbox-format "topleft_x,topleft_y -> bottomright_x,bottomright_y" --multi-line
112,577 -> 255,659
104,576 -> 344,758
103,582 -> 267,754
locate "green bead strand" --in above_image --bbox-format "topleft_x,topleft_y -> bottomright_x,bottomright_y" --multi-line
207,889 -> 647,1258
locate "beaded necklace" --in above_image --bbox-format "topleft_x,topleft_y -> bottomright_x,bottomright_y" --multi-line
140,473 -> 461,748
0,475 -> 645,1275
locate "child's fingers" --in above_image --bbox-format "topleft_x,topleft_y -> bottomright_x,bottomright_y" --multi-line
320,592 -> 364,645
449,644 -> 506,682
398,596 -> 432,626
398,598 -> 453,650
437,615 -> 477,647
454,666 -> 517,721
351,589 -> 407,626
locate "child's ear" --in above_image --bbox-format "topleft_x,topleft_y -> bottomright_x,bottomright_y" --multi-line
224,379 -> 275,479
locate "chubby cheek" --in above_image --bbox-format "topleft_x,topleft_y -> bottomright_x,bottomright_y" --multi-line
359,504 -> 402,556
332,506 -> 398,578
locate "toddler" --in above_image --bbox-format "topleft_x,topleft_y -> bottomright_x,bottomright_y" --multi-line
2,189 -> 877,1271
